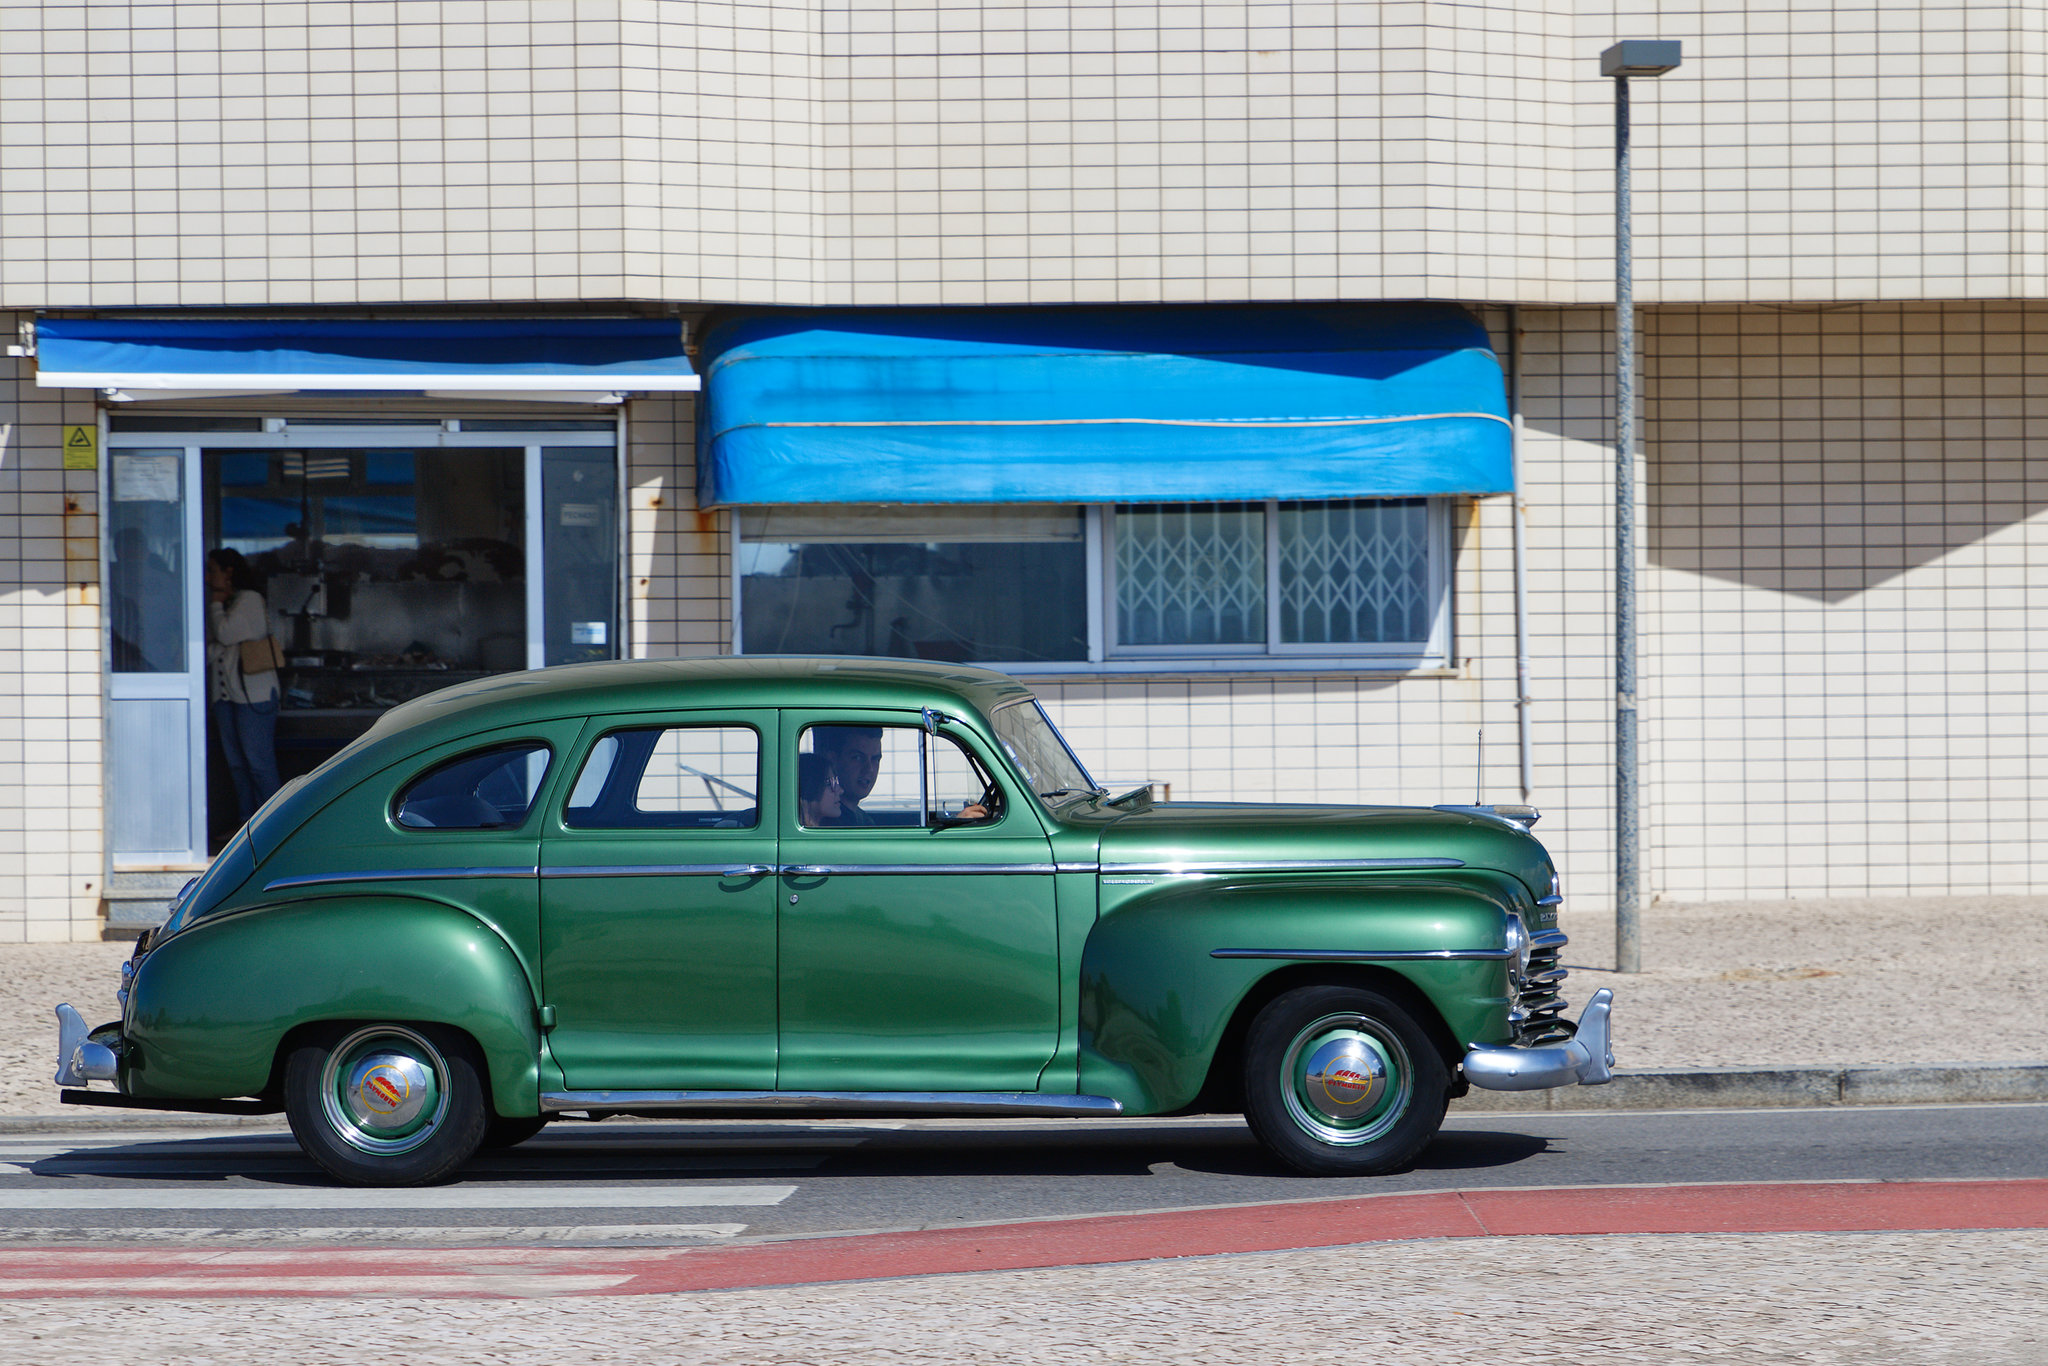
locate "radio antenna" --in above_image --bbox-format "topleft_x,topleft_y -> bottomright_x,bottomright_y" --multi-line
1475,727 -> 1484,805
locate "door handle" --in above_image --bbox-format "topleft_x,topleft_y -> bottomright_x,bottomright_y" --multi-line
722,864 -> 774,878
781,865 -> 831,876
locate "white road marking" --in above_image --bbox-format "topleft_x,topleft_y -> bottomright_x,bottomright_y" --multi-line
0,1184 -> 796,1211
0,1274 -> 634,1296
0,1224 -> 747,1244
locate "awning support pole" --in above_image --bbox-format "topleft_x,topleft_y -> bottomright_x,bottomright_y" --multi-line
1508,306 -> 1534,803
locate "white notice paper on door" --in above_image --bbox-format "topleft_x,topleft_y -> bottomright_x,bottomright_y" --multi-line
114,456 -> 181,502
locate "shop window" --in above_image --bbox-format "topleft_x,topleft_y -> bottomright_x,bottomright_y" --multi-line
737,501 -> 1447,670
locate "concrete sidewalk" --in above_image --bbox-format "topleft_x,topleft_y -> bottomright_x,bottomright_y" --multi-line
6,894 -> 2044,1119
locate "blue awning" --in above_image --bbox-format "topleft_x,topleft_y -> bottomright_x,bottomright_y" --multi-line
696,304 -> 1509,506
33,317 -> 698,394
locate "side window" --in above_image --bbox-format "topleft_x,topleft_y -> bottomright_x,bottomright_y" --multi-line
927,733 -> 1000,824
394,744 -> 552,830
564,725 -> 760,830
798,724 -> 999,829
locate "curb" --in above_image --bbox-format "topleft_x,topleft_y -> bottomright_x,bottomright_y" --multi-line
1452,1061 -> 2048,1112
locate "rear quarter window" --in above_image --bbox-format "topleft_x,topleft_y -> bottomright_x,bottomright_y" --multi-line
393,743 -> 553,830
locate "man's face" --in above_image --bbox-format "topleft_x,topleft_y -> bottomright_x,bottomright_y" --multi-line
827,735 -> 883,803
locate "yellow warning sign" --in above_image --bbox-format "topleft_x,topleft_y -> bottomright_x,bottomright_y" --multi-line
62,425 -> 97,471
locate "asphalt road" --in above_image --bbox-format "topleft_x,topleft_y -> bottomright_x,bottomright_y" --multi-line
2,1102 -> 2044,1245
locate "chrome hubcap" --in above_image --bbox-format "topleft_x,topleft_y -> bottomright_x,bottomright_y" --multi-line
319,1026 -> 449,1156
1280,1012 -> 1411,1146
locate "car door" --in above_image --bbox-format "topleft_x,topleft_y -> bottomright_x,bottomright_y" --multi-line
776,711 -> 1061,1093
538,711 -> 779,1090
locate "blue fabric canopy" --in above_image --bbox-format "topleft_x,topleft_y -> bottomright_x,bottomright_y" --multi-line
34,317 -> 698,392
696,304 -> 1510,506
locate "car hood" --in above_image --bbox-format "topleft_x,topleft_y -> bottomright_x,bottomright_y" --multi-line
1091,801 -> 1554,899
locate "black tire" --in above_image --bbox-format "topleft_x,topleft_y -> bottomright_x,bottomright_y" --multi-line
480,1115 -> 550,1149
1241,983 -> 1451,1176
283,1023 -> 489,1187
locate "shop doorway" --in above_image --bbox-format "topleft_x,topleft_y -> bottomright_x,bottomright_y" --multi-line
105,417 -> 623,863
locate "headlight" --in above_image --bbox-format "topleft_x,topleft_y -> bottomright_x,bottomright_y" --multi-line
1503,911 -> 1532,982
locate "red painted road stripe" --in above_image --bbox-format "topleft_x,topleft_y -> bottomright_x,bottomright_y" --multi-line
1,1178 -> 2044,1298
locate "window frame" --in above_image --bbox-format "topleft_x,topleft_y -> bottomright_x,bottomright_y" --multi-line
730,500 -> 1453,675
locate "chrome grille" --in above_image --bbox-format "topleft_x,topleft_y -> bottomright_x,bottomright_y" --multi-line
1510,928 -> 1574,1045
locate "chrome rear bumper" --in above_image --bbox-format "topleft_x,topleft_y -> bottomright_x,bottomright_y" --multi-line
1461,987 -> 1615,1091
53,1003 -> 119,1088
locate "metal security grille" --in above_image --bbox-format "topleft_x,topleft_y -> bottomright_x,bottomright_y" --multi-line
1279,499 -> 1430,645
1114,503 -> 1266,646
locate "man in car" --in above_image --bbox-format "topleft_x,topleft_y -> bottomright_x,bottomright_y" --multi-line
813,725 -> 883,826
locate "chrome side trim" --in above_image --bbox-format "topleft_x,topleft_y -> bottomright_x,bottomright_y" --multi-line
1101,857 -> 1464,875
263,867 -> 538,892
541,864 -> 771,879
1211,947 -> 1514,962
1054,862 -> 1099,873
1536,895 -> 1564,906
539,1091 -> 1125,1118
776,863 -> 1061,876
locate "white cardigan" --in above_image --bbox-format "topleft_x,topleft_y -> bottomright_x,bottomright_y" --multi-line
207,589 -> 279,705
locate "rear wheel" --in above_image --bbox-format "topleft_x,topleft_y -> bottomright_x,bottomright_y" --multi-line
1241,984 -> 1450,1176
283,1023 -> 488,1187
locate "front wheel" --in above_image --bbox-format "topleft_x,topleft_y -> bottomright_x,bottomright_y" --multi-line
1241,984 -> 1450,1176
283,1023 -> 489,1187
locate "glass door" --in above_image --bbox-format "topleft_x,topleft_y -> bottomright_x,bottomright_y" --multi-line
105,447 -> 207,867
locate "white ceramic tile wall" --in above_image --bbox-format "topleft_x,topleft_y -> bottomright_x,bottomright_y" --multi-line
1642,302 -> 2048,899
0,317 -> 107,941
10,0 -> 2040,307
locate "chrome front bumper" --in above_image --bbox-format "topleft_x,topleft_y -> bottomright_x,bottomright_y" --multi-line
1461,987 -> 1615,1091
53,1003 -> 119,1088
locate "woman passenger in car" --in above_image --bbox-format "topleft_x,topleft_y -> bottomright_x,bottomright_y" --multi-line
797,752 -> 843,827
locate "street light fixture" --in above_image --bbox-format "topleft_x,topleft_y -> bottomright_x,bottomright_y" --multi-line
1601,39 -> 1680,974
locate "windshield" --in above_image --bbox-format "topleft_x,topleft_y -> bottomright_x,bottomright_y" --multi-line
990,700 -> 1100,807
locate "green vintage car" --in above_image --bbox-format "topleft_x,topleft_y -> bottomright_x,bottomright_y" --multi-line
57,657 -> 1613,1186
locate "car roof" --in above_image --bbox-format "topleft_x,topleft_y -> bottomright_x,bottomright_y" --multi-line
363,655 -> 1037,747
245,657 -> 1041,863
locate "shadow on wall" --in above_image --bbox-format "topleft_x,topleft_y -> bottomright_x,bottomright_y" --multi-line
1638,303 -> 2048,604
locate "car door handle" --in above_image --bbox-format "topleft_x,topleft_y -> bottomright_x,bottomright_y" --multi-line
781,865 -> 831,876
723,864 -> 774,878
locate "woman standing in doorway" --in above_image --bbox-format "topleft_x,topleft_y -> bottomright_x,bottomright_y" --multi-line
206,548 -> 280,822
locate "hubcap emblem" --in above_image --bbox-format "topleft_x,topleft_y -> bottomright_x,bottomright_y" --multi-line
1302,1038 -> 1387,1120
345,1051 -> 432,1131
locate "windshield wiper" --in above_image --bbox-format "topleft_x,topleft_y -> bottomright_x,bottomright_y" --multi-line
1037,787 -> 1104,801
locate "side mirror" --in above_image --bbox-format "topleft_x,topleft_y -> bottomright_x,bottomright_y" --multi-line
920,706 -> 945,735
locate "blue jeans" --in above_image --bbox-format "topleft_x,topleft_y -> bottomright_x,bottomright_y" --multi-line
214,697 -> 280,822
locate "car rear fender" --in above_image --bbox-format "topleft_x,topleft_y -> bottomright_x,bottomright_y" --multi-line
1076,876 -> 1516,1113
123,897 -> 542,1117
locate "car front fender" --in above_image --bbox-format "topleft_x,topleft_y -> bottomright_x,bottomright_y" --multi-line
1077,876 -> 1517,1113
123,897 -> 542,1117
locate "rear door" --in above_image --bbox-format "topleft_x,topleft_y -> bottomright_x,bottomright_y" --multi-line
538,711 -> 779,1090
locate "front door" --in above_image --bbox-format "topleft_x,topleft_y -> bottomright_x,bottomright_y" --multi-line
776,713 -> 1060,1093
539,712 -> 779,1090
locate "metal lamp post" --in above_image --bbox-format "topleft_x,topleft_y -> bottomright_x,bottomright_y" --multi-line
1600,39 -> 1680,974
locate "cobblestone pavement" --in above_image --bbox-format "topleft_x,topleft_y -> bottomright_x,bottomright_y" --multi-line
11,896 -> 2046,1115
0,1228 -> 2041,1364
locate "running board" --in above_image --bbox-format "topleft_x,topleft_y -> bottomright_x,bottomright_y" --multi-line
539,1090 -> 1124,1118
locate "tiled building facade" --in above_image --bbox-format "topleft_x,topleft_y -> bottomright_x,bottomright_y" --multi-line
4,1 -> 2046,940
